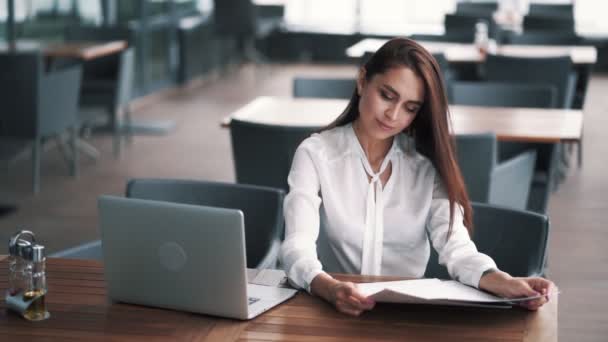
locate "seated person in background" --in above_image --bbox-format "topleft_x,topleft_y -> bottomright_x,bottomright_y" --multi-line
280,38 -> 553,316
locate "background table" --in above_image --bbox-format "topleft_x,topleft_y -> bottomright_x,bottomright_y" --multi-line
222,97 -> 583,143
0,258 -> 557,341
346,38 -> 598,65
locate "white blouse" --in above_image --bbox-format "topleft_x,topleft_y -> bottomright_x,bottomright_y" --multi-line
279,123 -> 497,292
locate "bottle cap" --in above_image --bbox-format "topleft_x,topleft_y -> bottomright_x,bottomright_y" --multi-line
22,244 -> 45,262
30,244 -> 45,262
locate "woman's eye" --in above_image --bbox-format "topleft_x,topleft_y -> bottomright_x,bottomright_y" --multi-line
380,91 -> 393,100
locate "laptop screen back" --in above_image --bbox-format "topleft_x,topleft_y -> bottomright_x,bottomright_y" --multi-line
98,195 -> 249,317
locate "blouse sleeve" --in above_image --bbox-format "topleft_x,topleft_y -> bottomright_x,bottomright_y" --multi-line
426,173 -> 497,288
279,141 -> 326,292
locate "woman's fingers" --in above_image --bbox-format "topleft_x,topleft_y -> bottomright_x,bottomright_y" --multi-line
341,286 -> 375,309
332,282 -> 375,315
520,296 -> 547,311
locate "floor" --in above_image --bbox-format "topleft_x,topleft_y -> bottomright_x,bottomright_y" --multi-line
1,63 -> 607,341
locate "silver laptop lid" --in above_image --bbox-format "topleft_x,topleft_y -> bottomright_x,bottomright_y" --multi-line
98,195 -> 249,318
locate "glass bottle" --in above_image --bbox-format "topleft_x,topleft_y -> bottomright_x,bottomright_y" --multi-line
7,231 -> 34,298
22,244 -> 50,321
474,20 -> 490,55
6,231 -> 50,321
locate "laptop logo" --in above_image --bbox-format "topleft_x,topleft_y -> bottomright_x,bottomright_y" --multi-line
158,242 -> 187,272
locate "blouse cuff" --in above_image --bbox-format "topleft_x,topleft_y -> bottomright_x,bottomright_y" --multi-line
468,262 -> 498,289
303,269 -> 327,294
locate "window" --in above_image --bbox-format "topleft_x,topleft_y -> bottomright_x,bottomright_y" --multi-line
284,0 -> 358,33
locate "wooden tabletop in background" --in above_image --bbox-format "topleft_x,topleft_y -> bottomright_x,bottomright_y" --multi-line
43,41 -> 127,60
346,38 -> 598,65
222,97 -> 583,143
0,40 -> 127,61
0,258 -> 557,341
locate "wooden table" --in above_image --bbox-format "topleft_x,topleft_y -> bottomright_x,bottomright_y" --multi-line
346,38 -> 598,65
0,40 -> 127,61
43,41 -> 128,61
222,97 -> 583,143
0,258 -> 557,341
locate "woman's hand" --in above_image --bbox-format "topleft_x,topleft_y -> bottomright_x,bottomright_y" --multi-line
479,270 -> 554,311
311,273 -> 375,316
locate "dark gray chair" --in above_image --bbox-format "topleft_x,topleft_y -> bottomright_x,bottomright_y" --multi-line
51,179 -> 286,269
449,80 -> 560,214
456,2 -> 498,16
126,179 -> 285,269
425,202 -> 550,279
528,4 -> 574,20
507,32 -> 581,45
444,13 -> 500,40
484,54 -> 576,109
0,202 -> 17,218
65,27 -> 136,157
0,52 -> 82,193
230,119 -> 318,192
409,33 -> 475,44
292,77 -> 356,99
213,0 -> 280,63
455,133 -> 536,210
448,81 -> 558,108
483,55 -> 576,211
523,15 -> 575,34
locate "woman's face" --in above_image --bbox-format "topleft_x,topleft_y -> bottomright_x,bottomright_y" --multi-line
356,66 -> 425,141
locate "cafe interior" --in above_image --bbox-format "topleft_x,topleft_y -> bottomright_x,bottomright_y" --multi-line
1,0 -> 607,340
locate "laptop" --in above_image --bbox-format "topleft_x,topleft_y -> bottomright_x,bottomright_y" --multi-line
97,195 -> 297,320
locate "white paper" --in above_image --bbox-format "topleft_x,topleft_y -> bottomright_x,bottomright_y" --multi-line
357,279 -> 544,306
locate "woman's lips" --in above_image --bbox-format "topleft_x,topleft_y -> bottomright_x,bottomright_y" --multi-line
376,119 -> 395,131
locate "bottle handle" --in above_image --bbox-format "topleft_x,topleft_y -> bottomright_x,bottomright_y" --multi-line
8,230 -> 36,256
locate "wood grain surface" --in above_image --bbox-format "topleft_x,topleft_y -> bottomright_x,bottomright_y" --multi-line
0,259 -> 557,341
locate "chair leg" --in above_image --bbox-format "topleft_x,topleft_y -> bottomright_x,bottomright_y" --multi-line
70,127 -> 79,178
113,108 -> 121,159
124,104 -> 134,145
55,133 -> 74,167
32,138 -> 41,194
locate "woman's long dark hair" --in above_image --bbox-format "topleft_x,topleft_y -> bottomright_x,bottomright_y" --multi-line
324,37 -> 473,236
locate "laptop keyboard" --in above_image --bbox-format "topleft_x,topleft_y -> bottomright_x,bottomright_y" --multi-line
248,297 -> 261,305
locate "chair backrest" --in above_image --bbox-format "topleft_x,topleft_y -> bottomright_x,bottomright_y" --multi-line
116,48 -> 135,106
410,32 -> 475,43
126,178 -> 285,269
0,51 -> 41,138
456,2 -> 498,16
38,65 -> 83,136
484,54 -> 574,108
449,81 -> 558,108
213,0 -> 256,36
528,3 -> 574,20
292,77 -> 356,99
523,15 -> 575,33
444,14 -> 499,40
506,32 -> 581,45
425,202 -> 549,279
0,51 -> 81,139
454,133 -> 497,203
230,119 -> 318,192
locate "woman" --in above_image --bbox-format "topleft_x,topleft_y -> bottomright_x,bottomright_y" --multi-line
279,38 -> 553,316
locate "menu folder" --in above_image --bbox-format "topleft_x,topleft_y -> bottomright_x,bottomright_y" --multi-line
357,278 -> 546,309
